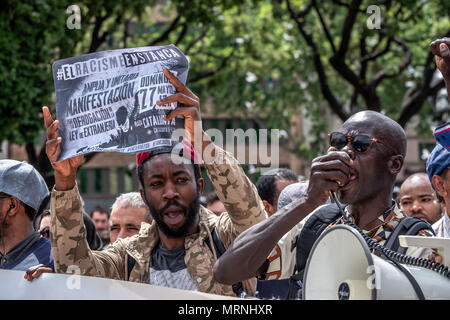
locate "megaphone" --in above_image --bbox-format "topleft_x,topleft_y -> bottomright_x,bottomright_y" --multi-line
302,225 -> 450,300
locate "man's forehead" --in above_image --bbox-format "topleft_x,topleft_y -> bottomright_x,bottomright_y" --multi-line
342,118 -> 378,136
111,206 -> 147,221
400,177 -> 434,195
143,153 -> 194,174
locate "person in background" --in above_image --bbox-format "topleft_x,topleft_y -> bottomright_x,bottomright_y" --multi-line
37,210 -> 51,239
0,160 -> 52,271
109,192 -> 152,245
90,205 -> 110,246
41,69 -> 267,297
426,144 -> 450,238
398,173 -> 443,225
214,110 -> 438,299
205,192 -> 226,216
256,168 -> 298,216
428,38 -> 450,238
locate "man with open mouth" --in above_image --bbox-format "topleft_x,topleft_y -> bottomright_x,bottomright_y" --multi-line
41,69 -> 267,297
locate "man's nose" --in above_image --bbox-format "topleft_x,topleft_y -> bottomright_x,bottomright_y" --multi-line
162,181 -> 180,200
411,200 -> 423,212
117,228 -> 126,239
341,143 -> 356,160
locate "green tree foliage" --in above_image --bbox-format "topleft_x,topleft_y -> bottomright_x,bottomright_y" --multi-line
1,0 -> 449,176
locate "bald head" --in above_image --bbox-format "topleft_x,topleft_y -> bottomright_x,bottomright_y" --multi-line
344,111 -> 407,157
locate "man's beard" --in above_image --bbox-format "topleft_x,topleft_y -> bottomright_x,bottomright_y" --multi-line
148,197 -> 200,238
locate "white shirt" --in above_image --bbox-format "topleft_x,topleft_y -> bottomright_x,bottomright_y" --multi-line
433,210 -> 450,238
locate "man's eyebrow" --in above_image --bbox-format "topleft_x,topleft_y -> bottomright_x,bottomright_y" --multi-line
148,173 -> 164,179
418,193 -> 435,198
173,169 -> 191,176
126,223 -> 139,227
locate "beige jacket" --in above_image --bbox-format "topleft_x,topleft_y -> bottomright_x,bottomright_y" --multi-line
50,146 -> 267,296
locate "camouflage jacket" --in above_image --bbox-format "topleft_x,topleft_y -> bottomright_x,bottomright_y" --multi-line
50,146 -> 267,296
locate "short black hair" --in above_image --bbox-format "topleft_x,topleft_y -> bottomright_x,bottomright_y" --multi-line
205,192 -> 220,206
89,205 -> 110,218
256,168 -> 298,205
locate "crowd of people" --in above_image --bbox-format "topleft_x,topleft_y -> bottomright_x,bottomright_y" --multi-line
0,39 -> 449,300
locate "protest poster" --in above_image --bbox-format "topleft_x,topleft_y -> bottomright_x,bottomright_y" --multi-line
52,44 -> 188,161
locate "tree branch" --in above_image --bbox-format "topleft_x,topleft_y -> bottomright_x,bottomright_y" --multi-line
185,28 -> 208,55
336,0 -> 362,58
175,23 -> 189,46
89,14 -> 109,53
371,35 -> 411,88
149,14 -> 181,46
313,0 -> 336,54
286,0 -> 349,121
397,29 -> 450,127
189,45 -> 237,83
361,36 -> 392,62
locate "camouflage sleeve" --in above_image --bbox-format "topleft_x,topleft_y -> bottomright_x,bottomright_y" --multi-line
203,145 -> 267,247
50,184 -> 126,279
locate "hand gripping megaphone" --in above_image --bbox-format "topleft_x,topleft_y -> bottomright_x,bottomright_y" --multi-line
302,224 -> 450,300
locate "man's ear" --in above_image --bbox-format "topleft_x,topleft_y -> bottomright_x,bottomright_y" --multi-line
262,200 -> 274,216
388,155 -> 404,174
197,177 -> 204,195
139,188 -> 149,207
8,197 -> 21,217
432,175 -> 447,198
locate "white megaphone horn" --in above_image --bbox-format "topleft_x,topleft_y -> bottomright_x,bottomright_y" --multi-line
302,224 -> 450,300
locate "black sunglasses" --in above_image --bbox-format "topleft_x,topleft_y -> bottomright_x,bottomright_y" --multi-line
328,132 -> 397,154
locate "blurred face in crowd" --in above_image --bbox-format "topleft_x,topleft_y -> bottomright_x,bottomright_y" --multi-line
39,214 -> 51,239
109,206 -> 149,244
274,179 -> 296,209
39,215 -> 51,231
140,153 -> 203,238
92,211 -> 109,233
399,173 -> 442,224
207,200 -> 226,216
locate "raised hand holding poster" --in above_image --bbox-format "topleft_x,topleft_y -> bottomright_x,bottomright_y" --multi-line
52,44 -> 188,161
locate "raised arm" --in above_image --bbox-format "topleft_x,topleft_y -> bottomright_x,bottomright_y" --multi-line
43,107 -> 126,278
213,151 -> 354,284
431,38 -> 450,99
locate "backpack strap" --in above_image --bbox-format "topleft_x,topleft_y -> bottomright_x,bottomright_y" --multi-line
127,254 -> 136,280
384,217 -> 435,253
207,227 -> 246,298
287,203 -> 341,299
292,203 -> 341,277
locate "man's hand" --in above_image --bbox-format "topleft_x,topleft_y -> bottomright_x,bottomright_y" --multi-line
23,264 -> 53,282
157,69 -> 211,155
306,150 -> 353,207
431,38 -> 450,81
43,106 -> 83,190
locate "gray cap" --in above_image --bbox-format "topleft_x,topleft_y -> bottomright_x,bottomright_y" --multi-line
277,182 -> 309,209
0,159 -> 49,212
